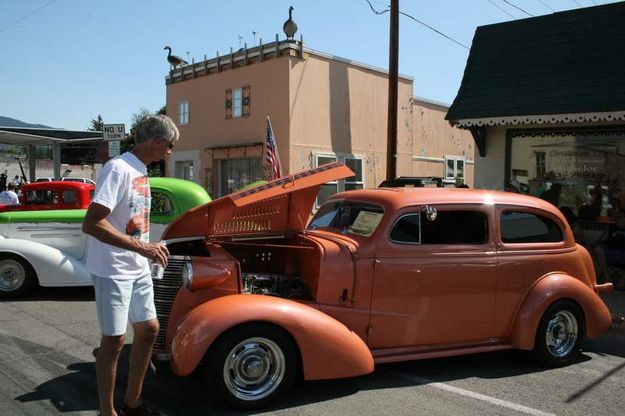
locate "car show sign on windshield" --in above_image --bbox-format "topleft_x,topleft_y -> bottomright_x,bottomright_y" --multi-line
102,124 -> 125,141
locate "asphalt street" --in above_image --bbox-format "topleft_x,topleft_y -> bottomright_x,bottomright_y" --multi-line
1,287 -> 624,416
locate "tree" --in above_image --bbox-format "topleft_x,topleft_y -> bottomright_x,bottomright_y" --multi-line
88,115 -> 104,131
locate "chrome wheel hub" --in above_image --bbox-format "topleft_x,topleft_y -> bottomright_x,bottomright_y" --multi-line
0,260 -> 26,292
545,310 -> 578,357
223,336 -> 285,401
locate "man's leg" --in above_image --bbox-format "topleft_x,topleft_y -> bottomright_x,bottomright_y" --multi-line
93,276 -> 132,416
97,335 -> 125,416
124,319 -> 159,408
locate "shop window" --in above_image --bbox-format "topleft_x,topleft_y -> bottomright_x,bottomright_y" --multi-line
509,130 -> 624,219
500,211 -> 563,243
220,158 -> 263,196
178,101 -> 189,125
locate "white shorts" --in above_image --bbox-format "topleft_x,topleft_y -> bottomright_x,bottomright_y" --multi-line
93,274 -> 157,336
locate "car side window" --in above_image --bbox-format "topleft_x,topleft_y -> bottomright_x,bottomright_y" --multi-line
390,210 -> 488,244
62,190 -> 77,204
500,211 -> 563,243
390,213 -> 420,243
151,191 -> 173,215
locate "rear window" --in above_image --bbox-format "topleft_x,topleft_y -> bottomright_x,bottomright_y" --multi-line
500,211 -> 563,243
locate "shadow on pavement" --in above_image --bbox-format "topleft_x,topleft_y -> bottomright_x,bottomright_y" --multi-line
13,336 -> 624,415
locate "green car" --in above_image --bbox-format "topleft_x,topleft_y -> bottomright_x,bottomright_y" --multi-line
0,177 -> 211,298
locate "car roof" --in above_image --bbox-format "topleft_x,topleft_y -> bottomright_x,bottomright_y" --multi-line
329,187 -> 562,215
22,181 -> 94,191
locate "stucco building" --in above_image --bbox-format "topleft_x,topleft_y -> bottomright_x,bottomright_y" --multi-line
446,2 -> 625,218
165,40 -> 474,201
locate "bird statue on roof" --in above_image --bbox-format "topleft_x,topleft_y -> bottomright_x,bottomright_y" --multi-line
283,6 -> 298,40
163,46 -> 188,68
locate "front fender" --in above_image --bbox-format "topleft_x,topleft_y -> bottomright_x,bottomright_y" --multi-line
0,239 -> 91,287
171,294 -> 374,380
511,273 -> 612,350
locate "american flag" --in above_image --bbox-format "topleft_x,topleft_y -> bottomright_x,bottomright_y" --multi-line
265,116 -> 282,179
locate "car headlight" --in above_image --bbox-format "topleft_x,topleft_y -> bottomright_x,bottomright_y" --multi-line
181,261 -> 193,289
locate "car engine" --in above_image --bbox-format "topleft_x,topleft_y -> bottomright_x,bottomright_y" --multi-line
241,272 -> 310,299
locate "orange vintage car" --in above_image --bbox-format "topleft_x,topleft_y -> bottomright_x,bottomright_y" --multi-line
156,162 -> 613,409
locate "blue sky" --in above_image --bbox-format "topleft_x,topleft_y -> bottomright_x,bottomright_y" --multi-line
0,0 -> 618,130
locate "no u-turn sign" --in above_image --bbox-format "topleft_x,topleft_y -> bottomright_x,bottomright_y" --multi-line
102,124 -> 125,141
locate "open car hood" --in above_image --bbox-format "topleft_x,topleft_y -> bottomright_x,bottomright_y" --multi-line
162,162 -> 354,240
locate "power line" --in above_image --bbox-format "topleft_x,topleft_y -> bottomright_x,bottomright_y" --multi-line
488,0 -> 517,18
571,0 -> 584,7
502,0 -> 534,17
363,0 -> 469,49
398,11 -> 469,49
364,0 -> 388,15
0,0 -> 57,34
536,0 -> 556,12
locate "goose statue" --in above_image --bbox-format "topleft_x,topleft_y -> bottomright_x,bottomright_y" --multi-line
283,6 -> 298,40
163,46 -> 188,68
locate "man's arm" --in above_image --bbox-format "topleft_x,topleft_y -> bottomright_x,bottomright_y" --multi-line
82,202 -> 169,266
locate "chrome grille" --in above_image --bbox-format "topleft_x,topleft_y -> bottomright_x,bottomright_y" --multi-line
153,256 -> 188,350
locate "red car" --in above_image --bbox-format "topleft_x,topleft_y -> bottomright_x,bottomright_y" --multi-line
0,181 -> 94,212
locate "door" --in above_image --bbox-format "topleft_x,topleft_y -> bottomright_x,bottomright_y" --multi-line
369,206 -> 497,349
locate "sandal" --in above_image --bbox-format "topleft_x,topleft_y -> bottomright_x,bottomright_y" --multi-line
120,401 -> 166,416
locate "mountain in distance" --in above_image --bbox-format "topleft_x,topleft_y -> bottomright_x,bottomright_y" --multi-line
0,116 -> 51,129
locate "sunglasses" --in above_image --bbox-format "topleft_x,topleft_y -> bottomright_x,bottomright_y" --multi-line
157,138 -> 175,150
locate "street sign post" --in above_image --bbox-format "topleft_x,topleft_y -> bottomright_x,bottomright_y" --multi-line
103,124 -> 125,157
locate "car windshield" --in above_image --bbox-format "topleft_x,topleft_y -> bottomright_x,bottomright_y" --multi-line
308,200 -> 384,237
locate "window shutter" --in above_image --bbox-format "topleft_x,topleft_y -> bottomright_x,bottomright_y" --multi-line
242,85 -> 251,117
225,88 -> 232,119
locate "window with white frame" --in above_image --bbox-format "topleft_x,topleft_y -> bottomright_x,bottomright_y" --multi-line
315,154 -> 364,207
178,100 -> 189,125
445,156 -> 465,183
345,157 -> 364,191
233,88 -> 242,118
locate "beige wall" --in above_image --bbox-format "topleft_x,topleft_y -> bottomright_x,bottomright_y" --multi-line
289,53 -> 413,188
166,57 -> 291,195
165,45 -> 476,194
411,99 -> 475,186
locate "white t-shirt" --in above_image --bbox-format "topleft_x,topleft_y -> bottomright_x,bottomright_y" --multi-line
0,190 -> 19,205
85,152 -> 151,279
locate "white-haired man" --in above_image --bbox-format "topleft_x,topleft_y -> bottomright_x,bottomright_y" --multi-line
83,115 -> 178,416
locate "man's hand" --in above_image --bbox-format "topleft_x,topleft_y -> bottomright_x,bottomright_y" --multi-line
84,202 -> 169,265
138,242 -> 170,267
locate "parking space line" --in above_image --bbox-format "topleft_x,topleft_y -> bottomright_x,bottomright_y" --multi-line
387,369 -> 557,416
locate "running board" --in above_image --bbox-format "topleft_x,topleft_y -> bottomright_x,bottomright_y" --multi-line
372,341 -> 513,364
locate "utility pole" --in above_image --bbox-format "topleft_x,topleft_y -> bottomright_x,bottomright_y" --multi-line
386,0 -> 399,181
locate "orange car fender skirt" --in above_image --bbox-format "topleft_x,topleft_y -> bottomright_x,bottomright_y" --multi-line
510,273 -> 612,350
170,294 -> 374,379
